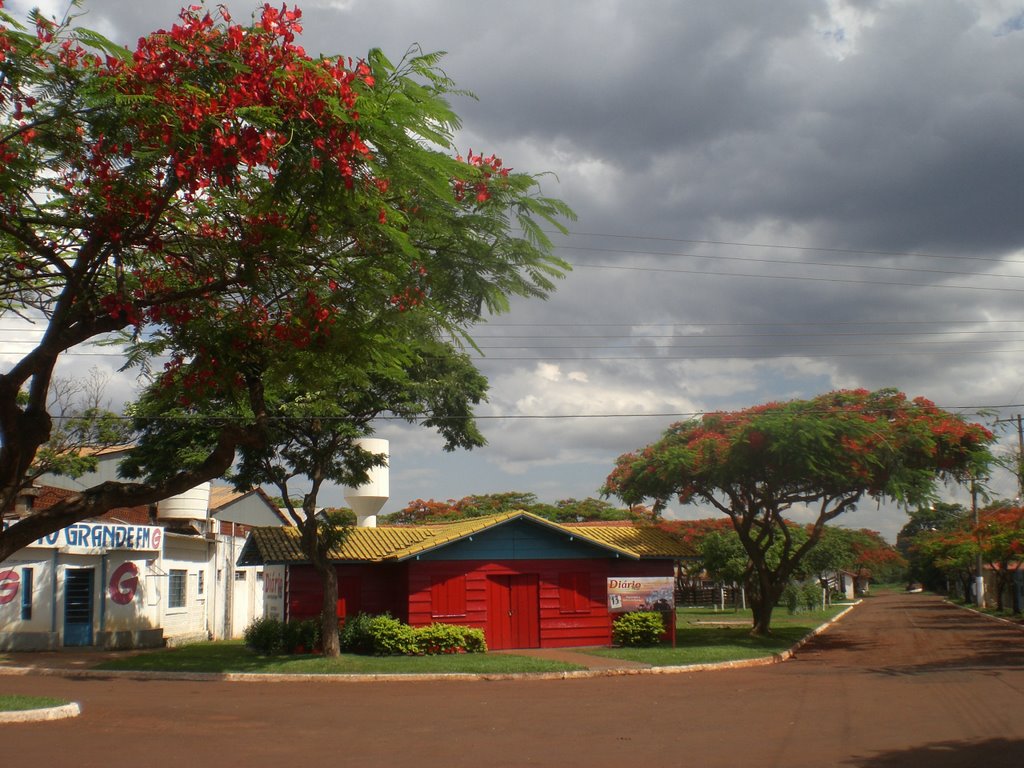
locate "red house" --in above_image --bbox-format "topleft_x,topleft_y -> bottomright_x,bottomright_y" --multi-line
237,511 -> 690,649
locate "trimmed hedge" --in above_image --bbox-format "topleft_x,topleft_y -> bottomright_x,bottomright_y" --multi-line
612,611 -> 665,647
339,612 -> 487,656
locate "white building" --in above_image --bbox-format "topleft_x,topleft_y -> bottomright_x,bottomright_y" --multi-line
1,450 -> 288,651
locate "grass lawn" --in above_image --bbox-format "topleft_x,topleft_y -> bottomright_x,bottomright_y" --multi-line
91,604 -> 853,675
0,694 -> 68,712
584,604 -> 853,667
94,642 -> 583,675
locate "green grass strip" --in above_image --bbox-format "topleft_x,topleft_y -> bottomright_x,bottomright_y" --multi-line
586,604 -> 851,667
95,641 -> 582,675
0,695 -> 69,712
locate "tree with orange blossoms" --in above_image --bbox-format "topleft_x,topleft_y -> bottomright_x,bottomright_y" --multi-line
0,2 -> 571,560
845,528 -> 907,585
912,525 -> 978,599
604,389 -> 993,635
975,503 -> 1024,612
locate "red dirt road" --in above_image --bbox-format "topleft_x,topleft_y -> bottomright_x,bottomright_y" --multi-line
3,593 -> 1024,767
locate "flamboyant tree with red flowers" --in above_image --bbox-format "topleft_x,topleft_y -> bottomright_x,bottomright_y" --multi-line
0,2 -> 571,561
604,389 -> 994,634
974,504 -> 1024,611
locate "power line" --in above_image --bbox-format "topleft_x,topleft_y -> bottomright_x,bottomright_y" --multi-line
555,228 -> 1024,267
481,320 -> 1024,328
467,348 -> 1024,361
49,403 -> 1017,423
469,330 -> 1024,341
560,244 -> 1024,281
567,262 -> 1024,294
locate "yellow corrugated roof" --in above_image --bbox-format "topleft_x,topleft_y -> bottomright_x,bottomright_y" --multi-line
569,525 -> 693,558
239,511 -> 688,565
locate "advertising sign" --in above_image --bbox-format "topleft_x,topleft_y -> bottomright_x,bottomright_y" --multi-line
1,520 -> 163,552
263,564 -> 285,621
606,576 -> 675,614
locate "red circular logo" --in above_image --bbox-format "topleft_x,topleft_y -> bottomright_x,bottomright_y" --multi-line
108,562 -> 140,605
0,570 -> 18,605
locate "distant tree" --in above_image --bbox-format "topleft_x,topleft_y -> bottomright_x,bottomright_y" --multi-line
384,494 -> 641,525
385,498 -> 461,525
799,527 -> 856,595
912,526 -> 977,599
699,530 -> 759,587
548,497 -> 633,523
605,389 -> 994,635
455,492 -> 542,517
898,503 -> 969,590
975,503 -> 1024,611
844,528 -> 906,585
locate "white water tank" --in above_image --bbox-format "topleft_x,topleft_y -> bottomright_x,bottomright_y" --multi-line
344,438 -> 389,528
157,482 -> 211,523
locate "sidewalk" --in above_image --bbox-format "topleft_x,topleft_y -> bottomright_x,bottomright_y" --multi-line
1,645 -> 649,673
0,647 -> 156,672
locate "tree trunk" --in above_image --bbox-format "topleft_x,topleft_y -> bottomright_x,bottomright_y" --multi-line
750,597 -> 774,636
317,559 -> 340,657
747,572 -> 784,636
298,516 -> 341,657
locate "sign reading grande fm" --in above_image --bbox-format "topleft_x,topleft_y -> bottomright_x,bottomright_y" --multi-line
1,520 -> 163,552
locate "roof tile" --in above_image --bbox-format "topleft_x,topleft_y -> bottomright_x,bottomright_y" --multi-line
238,511 -> 691,565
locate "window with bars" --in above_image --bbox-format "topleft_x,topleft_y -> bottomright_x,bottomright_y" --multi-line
168,569 -> 187,609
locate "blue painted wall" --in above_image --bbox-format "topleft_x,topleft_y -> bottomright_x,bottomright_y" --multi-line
417,519 -> 622,561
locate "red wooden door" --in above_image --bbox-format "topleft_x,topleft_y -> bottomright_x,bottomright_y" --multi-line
486,574 -> 539,650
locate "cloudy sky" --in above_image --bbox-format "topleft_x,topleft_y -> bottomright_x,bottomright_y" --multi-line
6,0 -> 1024,540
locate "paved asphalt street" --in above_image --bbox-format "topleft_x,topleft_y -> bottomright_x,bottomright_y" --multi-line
2,593 -> 1023,767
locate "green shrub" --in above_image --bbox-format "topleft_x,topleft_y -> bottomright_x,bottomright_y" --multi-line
413,623 -> 487,655
338,613 -> 488,656
801,583 -> 822,612
458,626 -> 487,654
339,612 -> 377,655
783,583 -> 800,614
612,611 -> 664,647
366,614 -> 417,655
282,618 -> 321,654
244,616 -> 284,655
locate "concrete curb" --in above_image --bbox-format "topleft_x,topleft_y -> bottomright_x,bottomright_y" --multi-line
0,602 -> 861,685
945,599 -> 1024,631
0,702 -> 80,724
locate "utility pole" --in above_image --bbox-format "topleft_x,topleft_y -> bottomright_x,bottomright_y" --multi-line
972,477 -> 984,609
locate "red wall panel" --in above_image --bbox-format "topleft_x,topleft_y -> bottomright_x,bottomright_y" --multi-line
286,558 -> 673,649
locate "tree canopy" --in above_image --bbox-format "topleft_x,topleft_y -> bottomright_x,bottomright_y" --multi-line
604,388 -> 994,634
0,2 -> 572,560
904,501 -> 1024,610
384,492 -> 645,525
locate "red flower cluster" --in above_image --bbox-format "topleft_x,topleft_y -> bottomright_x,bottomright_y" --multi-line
453,150 -> 510,203
108,4 -> 373,193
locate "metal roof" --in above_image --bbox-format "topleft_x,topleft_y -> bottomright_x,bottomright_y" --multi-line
237,511 -> 691,566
